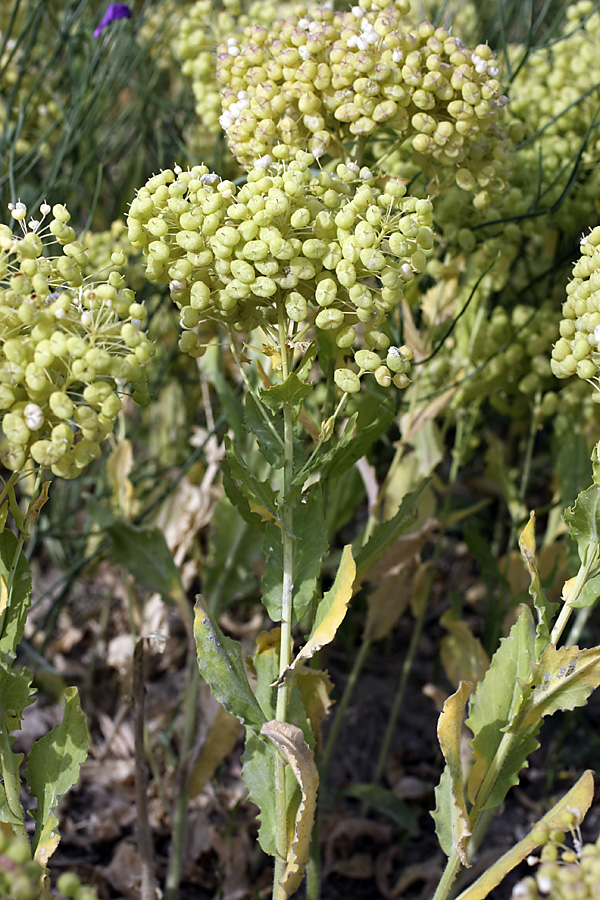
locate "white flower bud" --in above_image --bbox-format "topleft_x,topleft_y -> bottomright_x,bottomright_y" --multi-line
24,403 -> 44,431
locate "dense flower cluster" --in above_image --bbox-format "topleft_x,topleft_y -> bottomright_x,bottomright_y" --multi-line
176,0 -> 309,136
511,822 -> 600,900
0,202 -> 152,478
509,0 -> 600,237
127,150 -> 433,388
551,226 -> 600,388
216,0 -> 515,200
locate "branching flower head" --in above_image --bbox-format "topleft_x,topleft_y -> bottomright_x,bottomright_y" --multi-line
0,201 -> 153,478
127,148 -> 434,391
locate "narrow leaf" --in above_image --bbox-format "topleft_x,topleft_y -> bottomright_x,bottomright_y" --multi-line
518,513 -> 557,658
193,598 -> 266,732
292,413 -> 358,487
222,436 -> 280,529
261,721 -> 318,899
25,687 -> 89,865
281,546 -> 355,679
455,771 -> 595,900
0,530 -> 32,660
466,606 -> 537,808
262,484 -> 328,622
324,399 -> 395,481
189,706 -> 242,798
244,393 -> 284,469
432,683 -> 472,865
0,663 -> 35,826
521,644 -> 600,727
354,479 -> 431,588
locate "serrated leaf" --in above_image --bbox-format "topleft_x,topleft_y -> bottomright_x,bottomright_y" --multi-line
222,436 -> 280,530
261,721 -> 318,899
261,373 -> 313,412
355,479 -> 431,588
244,394 -> 285,469
433,683 -> 472,864
241,730 -> 300,858
563,483 -> 600,566
262,484 -> 328,622
455,771 -> 595,900
280,546 -> 355,680
342,783 -> 418,833
193,598 -> 266,732
25,687 -> 89,863
0,530 -> 32,661
520,644 -> 600,727
466,606 -> 537,809
518,513 -> 557,658
107,521 -> 182,598
432,767 -> 455,857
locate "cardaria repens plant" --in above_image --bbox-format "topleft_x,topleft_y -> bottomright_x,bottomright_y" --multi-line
0,198 -> 153,894
128,140 -> 434,898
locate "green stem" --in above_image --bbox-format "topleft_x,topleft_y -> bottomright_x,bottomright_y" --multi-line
229,332 -> 284,451
551,545 -> 599,646
273,301 -> 295,900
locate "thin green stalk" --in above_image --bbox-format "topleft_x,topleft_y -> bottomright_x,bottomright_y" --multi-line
551,547 -> 599,646
273,302 -> 295,900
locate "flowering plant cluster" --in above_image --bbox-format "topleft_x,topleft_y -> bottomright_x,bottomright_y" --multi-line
0,201 -> 152,478
128,150 -> 433,390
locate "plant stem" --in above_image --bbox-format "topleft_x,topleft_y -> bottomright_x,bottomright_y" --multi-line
273,302 -> 294,900
133,638 -> 159,900
551,546 -> 599,645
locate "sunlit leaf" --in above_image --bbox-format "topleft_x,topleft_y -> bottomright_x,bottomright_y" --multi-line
25,687 -> 89,864
0,530 -> 32,661
521,644 -> 600,727
281,546 -> 355,679
193,598 -> 266,732
261,372 -> 313,412
432,683 -> 472,864
518,513 -> 558,657
563,483 -> 600,566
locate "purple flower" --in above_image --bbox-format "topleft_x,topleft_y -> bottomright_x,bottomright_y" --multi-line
93,4 -> 132,38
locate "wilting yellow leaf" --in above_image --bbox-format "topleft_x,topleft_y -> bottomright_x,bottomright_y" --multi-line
455,771 -> 594,900
436,682 -> 472,866
189,705 -> 243,798
282,546 -> 355,678
440,611 -> 489,688
0,574 -> 7,618
27,481 -> 51,528
107,440 -> 137,521
261,721 -> 318,898
295,669 -> 334,753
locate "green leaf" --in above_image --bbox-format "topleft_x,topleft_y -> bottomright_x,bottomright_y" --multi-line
466,606 -> 538,811
193,598 -> 266,732
566,571 -> 600,609
222,436 -> 280,529
341,783 -> 418,834
354,478 -> 431,587
282,546 -> 355,679
0,663 -> 35,827
563,483 -> 600,566
261,372 -> 313,413
107,521 -> 182,598
324,398 -> 395,481
292,413 -> 358,487
0,530 -> 32,661
25,687 -> 89,865
262,484 -> 328,622
244,393 -> 284,469
241,730 -> 300,858
520,644 -> 600,727
432,767 -> 455,857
